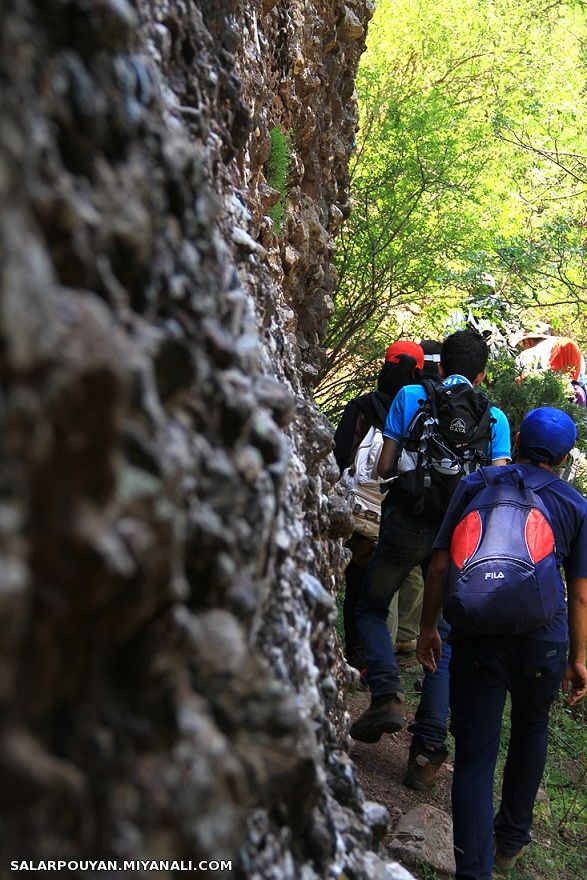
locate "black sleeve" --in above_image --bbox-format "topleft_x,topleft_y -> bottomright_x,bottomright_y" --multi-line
333,400 -> 360,472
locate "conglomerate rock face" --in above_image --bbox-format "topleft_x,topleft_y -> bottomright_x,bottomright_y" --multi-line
0,1 -> 410,878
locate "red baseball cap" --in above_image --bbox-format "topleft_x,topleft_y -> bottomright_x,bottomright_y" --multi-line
384,341 -> 425,370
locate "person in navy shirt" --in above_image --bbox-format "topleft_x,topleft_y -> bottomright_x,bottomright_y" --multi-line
418,407 -> 587,880
351,331 -> 511,748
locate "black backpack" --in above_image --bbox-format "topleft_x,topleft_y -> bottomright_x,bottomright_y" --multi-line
390,380 -> 494,520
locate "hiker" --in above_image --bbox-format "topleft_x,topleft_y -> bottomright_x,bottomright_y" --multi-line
388,340 -> 443,655
402,332 -> 504,787
517,330 -> 587,407
334,340 -> 425,669
420,338 -> 443,381
517,330 -> 585,382
351,330 -> 511,743
417,407 -> 587,880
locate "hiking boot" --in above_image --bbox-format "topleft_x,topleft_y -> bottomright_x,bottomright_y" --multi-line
494,845 -> 528,872
403,736 -> 448,791
350,693 -> 405,743
394,639 -> 417,655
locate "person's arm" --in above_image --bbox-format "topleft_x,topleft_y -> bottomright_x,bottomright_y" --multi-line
377,437 -> 398,479
490,407 -> 512,466
416,549 -> 450,673
563,576 -> 587,705
377,388 -> 407,478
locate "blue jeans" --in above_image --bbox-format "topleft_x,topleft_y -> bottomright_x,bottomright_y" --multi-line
409,617 -> 452,749
449,636 -> 567,880
356,505 -> 437,696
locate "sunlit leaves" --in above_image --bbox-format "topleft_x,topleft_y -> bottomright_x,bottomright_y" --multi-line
318,0 -> 587,417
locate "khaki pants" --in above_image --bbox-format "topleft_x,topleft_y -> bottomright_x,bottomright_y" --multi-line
387,565 -> 424,642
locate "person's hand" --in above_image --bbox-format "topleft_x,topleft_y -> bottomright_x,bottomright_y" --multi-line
416,627 -> 442,673
562,662 -> 587,705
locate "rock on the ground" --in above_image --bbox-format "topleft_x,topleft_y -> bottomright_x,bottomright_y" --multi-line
389,804 -> 456,877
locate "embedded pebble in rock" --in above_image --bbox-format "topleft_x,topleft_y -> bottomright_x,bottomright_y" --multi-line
0,0 -> 415,878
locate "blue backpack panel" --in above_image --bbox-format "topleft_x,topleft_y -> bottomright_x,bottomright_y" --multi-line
445,466 -> 561,635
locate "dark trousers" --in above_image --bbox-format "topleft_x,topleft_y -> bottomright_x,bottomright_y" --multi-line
343,558 -> 366,665
409,617 -> 452,749
356,505 -> 437,696
449,636 -> 567,880
343,533 -> 376,665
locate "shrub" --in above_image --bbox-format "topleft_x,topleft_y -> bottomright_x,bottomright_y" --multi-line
485,352 -> 587,458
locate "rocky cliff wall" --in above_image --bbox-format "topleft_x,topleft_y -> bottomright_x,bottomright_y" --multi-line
0,2 -> 411,878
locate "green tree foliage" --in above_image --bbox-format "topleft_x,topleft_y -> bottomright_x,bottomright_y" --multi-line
318,0 -> 587,418
485,351 -> 587,453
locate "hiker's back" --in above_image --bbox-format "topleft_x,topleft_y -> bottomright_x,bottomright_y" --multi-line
388,379 -> 494,520
445,466 -> 561,635
435,461 -> 587,643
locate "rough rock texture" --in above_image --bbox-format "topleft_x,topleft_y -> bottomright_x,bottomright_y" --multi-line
0,0 -> 412,878
390,805 -> 456,878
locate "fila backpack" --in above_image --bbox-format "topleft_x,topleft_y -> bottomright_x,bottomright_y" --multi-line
339,425 -> 385,540
445,466 -> 561,635
392,380 -> 493,520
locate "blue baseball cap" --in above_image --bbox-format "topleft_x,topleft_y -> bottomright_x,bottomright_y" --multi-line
519,407 -> 578,463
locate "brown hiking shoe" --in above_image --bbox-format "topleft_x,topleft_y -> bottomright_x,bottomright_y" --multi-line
494,845 -> 528,872
403,735 -> 448,790
350,693 -> 405,743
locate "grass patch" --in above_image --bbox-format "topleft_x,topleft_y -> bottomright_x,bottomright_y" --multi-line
264,126 -> 291,235
419,866 -> 442,880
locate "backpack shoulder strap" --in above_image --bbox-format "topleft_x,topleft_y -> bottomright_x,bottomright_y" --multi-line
487,465 -> 559,498
402,382 -> 433,438
470,390 -> 493,433
479,465 -> 531,489
348,409 -> 370,465
421,378 -> 438,396
518,467 -> 560,493
421,378 -> 439,404
478,465 -> 501,487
